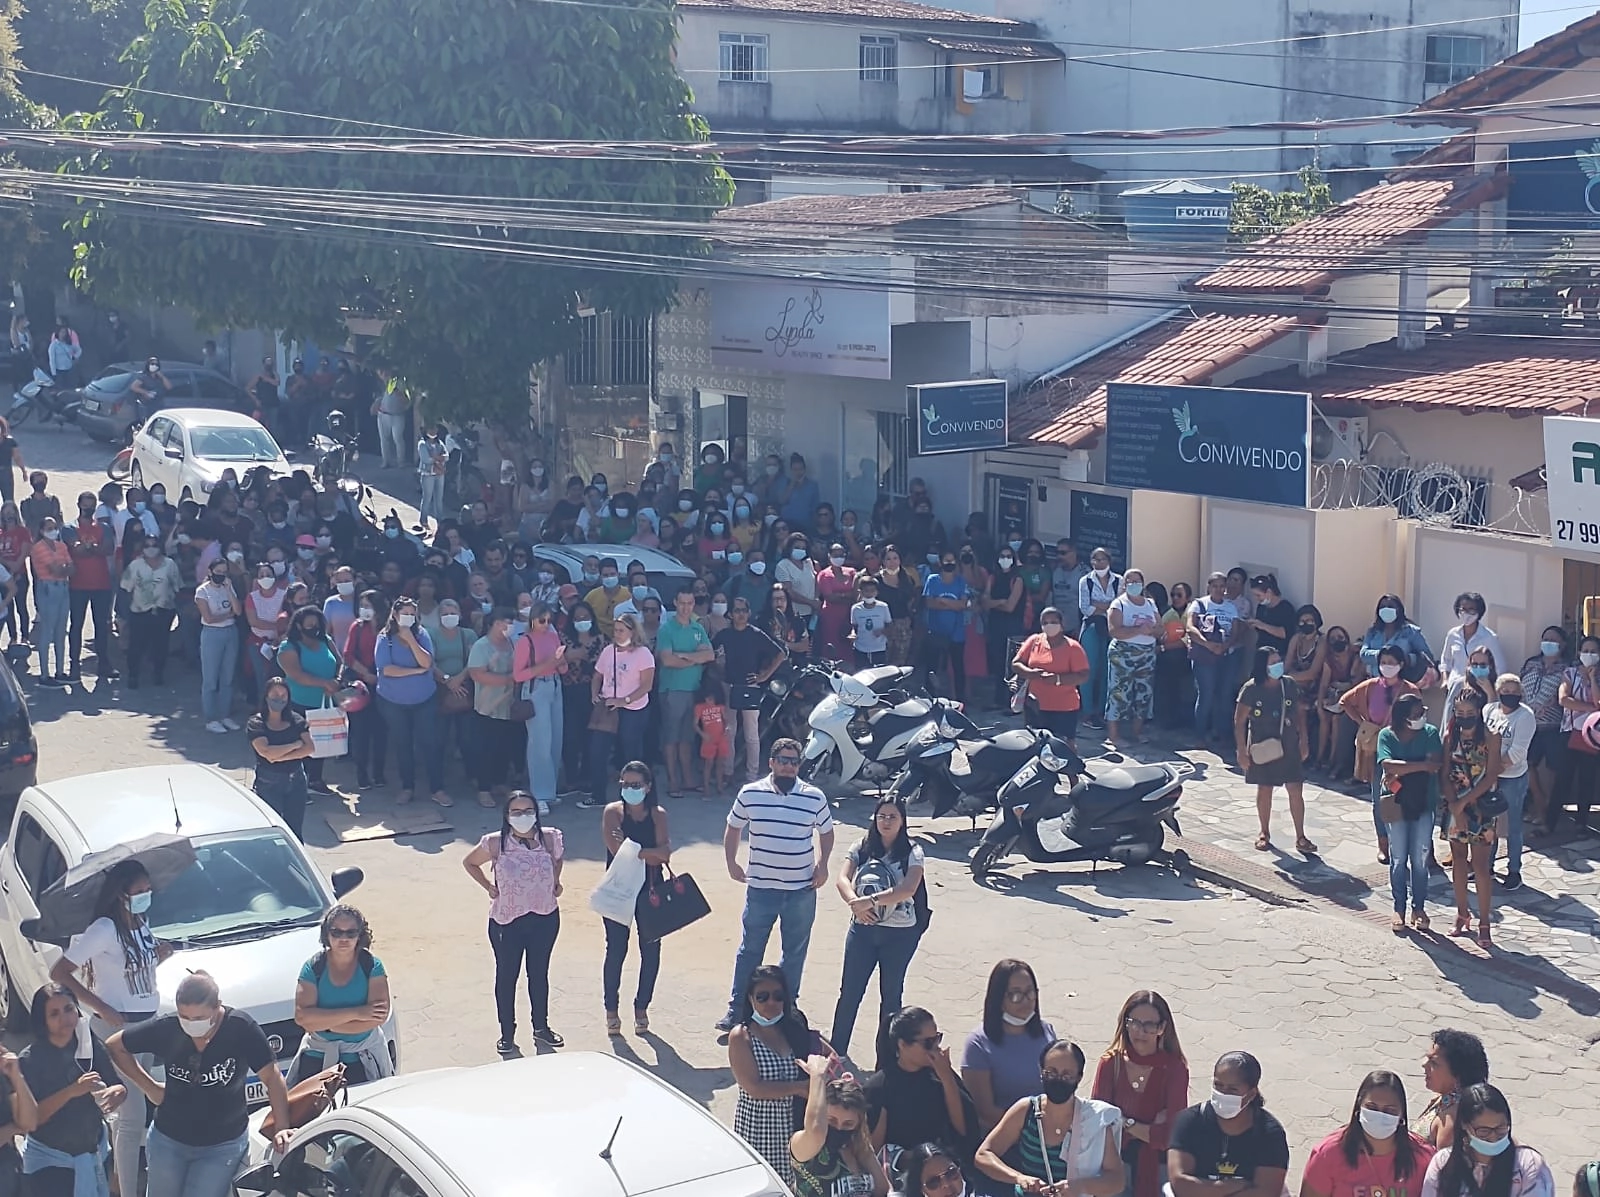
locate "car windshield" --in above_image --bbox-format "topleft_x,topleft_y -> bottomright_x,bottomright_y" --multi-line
147,830 -> 324,940
189,426 -> 280,462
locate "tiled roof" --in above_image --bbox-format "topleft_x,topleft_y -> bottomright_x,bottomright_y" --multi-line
923,34 -> 1061,59
678,0 -> 1020,26
1238,333 -> 1600,415
1187,171 -> 1504,295
1012,312 -> 1314,447
1412,11 -> 1600,114
714,187 -> 1021,233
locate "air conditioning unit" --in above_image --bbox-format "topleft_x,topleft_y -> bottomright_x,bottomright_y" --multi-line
1311,414 -> 1367,464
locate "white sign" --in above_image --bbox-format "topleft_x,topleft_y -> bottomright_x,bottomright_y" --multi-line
710,279 -> 891,379
1175,206 -> 1230,220
1543,415 -> 1600,553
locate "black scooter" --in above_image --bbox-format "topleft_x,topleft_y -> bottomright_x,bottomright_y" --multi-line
887,719 -> 1049,817
970,737 -> 1185,877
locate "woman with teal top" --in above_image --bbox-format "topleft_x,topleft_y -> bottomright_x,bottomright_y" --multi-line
276,605 -> 342,795
977,1039 -> 1126,1197
1377,693 -> 1444,935
289,904 -> 393,1085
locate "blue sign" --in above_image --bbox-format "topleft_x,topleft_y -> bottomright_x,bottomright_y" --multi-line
909,379 -> 1008,456
1508,138 -> 1600,230
1105,382 -> 1309,508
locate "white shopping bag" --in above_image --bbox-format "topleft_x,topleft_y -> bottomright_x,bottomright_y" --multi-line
306,696 -> 350,759
588,839 -> 646,925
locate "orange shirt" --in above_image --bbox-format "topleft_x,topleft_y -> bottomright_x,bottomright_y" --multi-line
29,538 -> 71,584
1017,632 -> 1090,712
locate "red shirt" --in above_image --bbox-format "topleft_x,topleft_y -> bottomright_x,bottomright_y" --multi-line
0,525 -> 31,570
68,520 -> 112,591
1302,1128 -> 1435,1197
1017,632 -> 1090,712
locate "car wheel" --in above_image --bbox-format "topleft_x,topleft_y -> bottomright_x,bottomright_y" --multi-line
130,460 -> 144,489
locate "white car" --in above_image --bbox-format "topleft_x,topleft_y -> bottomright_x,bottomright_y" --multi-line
240,1053 -> 789,1197
130,407 -> 292,503
0,763 -> 397,1103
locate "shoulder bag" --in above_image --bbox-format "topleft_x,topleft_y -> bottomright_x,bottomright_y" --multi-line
588,647 -> 621,734
508,641 -> 535,723
636,865 -> 711,942
1248,684 -> 1287,765
258,1063 -> 346,1139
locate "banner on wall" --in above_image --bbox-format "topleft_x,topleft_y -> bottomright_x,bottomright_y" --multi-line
909,379 -> 1009,456
1069,490 -> 1128,571
1543,415 -> 1600,555
1507,138 -> 1600,231
1105,381 -> 1309,508
710,278 -> 891,378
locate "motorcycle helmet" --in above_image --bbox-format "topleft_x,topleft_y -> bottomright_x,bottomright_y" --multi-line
336,680 -> 371,713
326,408 -> 348,434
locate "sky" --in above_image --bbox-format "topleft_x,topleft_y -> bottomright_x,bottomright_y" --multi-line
1520,2 -> 1600,47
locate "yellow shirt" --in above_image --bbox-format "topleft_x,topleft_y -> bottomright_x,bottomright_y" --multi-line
584,584 -> 627,637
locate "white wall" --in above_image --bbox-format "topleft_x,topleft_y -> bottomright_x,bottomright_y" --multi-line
1410,525 -> 1566,672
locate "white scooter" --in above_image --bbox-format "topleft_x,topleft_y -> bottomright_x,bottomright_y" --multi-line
801,671 -> 976,789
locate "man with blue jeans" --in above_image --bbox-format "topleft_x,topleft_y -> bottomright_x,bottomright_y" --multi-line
716,738 -> 834,1033
1186,572 -> 1240,744
1377,694 -> 1443,932
1486,673 -> 1536,890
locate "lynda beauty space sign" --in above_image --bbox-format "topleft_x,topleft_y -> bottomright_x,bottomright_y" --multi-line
1105,381 -> 1310,508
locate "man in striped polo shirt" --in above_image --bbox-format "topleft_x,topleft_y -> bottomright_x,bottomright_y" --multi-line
715,738 -> 835,1033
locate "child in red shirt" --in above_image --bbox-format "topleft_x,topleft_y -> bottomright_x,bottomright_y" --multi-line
695,678 -> 732,793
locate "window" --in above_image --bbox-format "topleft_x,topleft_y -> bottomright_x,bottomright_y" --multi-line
13,813 -> 64,899
1424,34 -> 1486,86
843,408 -> 909,514
566,312 -> 651,387
860,36 -> 897,82
719,32 -> 769,83
288,1129 -> 426,1197
961,64 -> 1000,100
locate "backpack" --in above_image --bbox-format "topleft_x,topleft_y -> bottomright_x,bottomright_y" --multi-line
309,948 -> 375,981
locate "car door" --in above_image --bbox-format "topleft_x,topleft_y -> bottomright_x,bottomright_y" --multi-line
279,1123 -> 444,1197
0,806 -> 67,1000
137,416 -> 174,492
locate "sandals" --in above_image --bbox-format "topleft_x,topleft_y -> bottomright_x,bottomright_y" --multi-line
605,1011 -> 622,1036
1412,911 -> 1431,933
1296,837 -> 1319,856
431,790 -> 454,808
1477,920 -> 1493,949
1390,912 -> 1408,934
1452,914 -> 1473,937
1254,833 -> 1272,851
634,1009 -> 650,1035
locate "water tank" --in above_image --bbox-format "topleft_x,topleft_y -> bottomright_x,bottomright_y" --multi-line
1120,179 -> 1233,243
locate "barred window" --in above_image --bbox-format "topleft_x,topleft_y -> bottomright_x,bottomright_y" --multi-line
719,33 -> 769,83
860,36 -> 898,82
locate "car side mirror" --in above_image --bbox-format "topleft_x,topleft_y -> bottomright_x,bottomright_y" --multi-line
330,866 -> 364,898
17,918 -> 64,946
165,446 -> 183,459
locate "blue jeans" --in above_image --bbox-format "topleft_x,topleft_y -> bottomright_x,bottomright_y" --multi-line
379,692 -> 442,793
145,1126 -> 249,1197
1192,657 -> 1234,742
32,579 -> 68,676
1386,813 -> 1432,915
524,676 -> 563,803
589,705 -> 646,805
725,886 -> 817,1016
830,922 -> 923,1058
199,624 -> 238,722
1080,620 -> 1108,719
1497,771 -> 1529,875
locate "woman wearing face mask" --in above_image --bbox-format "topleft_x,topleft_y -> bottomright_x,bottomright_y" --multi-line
1105,568 -> 1161,747
1376,693 -> 1444,934
865,1007 -> 974,1167
248,678 -> 314,838
981,546 -> 1025,709
767,584 -> 812,666
1420,1085 -> 1551,1197
1519,627 -> 1568,829
838,509 -> 865,565
429,596 -> 478,775
341,591 -> 389,790
730,964 -> 818,1186
243,559 -> 288,696
977,1040 -> 1126,1197
586,613 -> 655,808
375,596 -> 448,808
961,959 -> 1056,1135
193,556 -> 241,733
1155,582 -> 1195,730
1079,548 -> 1122,731
1091,990 -> 1189,1197
1303,1071 -> 1434,1197
776,533 -> 819,631
30,515 -> 73,685
322,564 -> 359,648
922,552 -> 970,702
558,602 -> 603,793
1236,646 -> 1314,855
694,444 -> 728,494
48,861 -> 170,1197
276,607 -> 343,796
1441,688 -> 1501,947
629,512 -> 660,549
0,502 -> 28,650
700,512 -> 733,574
1341,646 -> 1419,853
876,546 -> 917,667
1286,604 -> 1326,739
517,460 -> 555,541
599,761 -> 671,1036
109,971 -> 293,1197
512,602 -> 568,812
1444,646 -> 1499,725
1168,1052 -> 1289,1197
463,791 -> 566,1053
791,1059 -> 888,1197
813,544 -> 857,662
118,534 -> 181,688
1360,596 -> 1436,690
1438,593 -> 1503,691
1553,635 -> 1600,835
19,985 -> 117,1197
1317,626 -> 1363,776
729,497 -> 760,555
1011,607 -> 1090,742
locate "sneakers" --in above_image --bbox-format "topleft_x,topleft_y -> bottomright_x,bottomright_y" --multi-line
205,720 -> 228,734
531,1026 -> 564,1047
1502,871 -> 1523,891
495,1035 -> 517,1056
221,717 -> 241,731
537,800 -> 551,816
576,796 -> 605,809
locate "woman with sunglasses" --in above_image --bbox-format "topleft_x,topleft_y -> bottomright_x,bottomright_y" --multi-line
375,595 -> 448,807
976,1040 -> 1126,1197
900,1142 -> 969,1197
729,964 -> 817,1188
247,678 -> 314,840
599,761 -> 671,1036
288,905 -> 393,1086
1420,1084 -> 1551,1197
865,1007 -> 974,1164
1091,991 -> 1189,1197
793,1056 -> 888,1197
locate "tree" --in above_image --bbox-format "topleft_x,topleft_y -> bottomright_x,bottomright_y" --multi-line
68,0 -> 732,419
14,0 -> 145,117
1229,164 -> 1335,243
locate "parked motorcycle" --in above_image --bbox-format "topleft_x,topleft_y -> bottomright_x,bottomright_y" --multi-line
445,426 -> 488,511
8,369 -> 79,427
970,737 -> 1185,878
800,669 -> 975,788
310,409 -> 366,507
886,717 -> 1051,818
762,661 -> 928,752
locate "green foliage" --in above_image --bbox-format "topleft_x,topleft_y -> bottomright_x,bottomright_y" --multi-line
14,0 -> 145,116
1228,165 -> 1335,243
70,0 -> 733,419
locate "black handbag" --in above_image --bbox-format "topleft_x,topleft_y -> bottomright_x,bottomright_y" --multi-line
1475,789 -> 1509,819
636,867 -> 711,943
